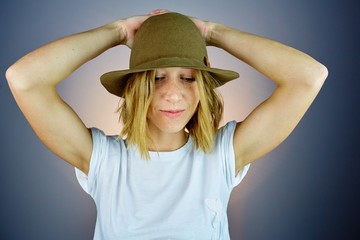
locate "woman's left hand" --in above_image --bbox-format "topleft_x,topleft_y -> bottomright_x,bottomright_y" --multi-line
187,16 -> 215,46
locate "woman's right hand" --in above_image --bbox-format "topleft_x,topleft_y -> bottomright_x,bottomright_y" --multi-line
115,10 -> 170,48
115,15 -> 149,48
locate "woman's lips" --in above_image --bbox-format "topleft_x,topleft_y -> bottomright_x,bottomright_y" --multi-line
160,110 -> 185,118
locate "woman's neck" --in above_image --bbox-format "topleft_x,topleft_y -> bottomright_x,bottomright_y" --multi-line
147,130 -> 189,152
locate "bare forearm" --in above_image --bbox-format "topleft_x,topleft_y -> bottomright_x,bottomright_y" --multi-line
6,22 -> 121,90
208,23 -> 327,87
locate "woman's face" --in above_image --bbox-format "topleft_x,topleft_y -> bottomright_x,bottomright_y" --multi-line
147,67 -> 200,135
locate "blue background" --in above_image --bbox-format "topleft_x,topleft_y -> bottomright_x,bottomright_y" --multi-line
1,0 -> 359,239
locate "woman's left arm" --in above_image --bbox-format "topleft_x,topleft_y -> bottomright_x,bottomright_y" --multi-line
204,22 -> 328,173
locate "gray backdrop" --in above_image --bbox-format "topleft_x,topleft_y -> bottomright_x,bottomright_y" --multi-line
1,0 -> 359,239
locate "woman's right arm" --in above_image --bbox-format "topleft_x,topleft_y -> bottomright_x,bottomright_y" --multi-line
5,14 -> 150,175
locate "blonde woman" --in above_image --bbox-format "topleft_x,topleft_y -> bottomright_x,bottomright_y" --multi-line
6,10 -> 327,240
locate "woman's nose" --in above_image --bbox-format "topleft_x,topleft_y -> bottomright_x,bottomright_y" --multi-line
163,79 -> 182,103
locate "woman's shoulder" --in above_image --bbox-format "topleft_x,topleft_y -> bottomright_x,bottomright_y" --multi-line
89,127 -> 122,140
89,127 -> 126,151
215,121 -> 237,138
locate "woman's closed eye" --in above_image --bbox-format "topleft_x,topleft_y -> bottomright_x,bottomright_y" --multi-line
181,77 -> 196,82
155,76 -> 165,81
154,76 -> 195,82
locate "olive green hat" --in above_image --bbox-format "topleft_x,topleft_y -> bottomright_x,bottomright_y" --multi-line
100,12 -> 239,97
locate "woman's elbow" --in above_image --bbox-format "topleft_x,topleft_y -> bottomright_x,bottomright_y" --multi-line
303,62 -> 328,90
5,65 -> 15,83
6,64 -> 34,92
318,63 -> 328,82
5,65 -> 18,90
312,63 -> 328,89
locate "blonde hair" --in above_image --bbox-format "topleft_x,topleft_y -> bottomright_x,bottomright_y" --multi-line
117,69 -> 223,160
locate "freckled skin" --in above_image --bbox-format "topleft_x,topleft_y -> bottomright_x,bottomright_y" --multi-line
146,67 -> 199,150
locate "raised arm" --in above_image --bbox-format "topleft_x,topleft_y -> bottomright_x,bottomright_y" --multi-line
199,21 -> 328,173
5,14 -> 150,174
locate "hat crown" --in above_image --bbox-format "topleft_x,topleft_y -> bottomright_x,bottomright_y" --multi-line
130,13 -> 207,69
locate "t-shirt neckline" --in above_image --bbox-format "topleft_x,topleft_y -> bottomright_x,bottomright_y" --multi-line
148,136 -> 193,161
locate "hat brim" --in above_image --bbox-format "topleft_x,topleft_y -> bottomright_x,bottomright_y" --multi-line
100,57 -> 239,97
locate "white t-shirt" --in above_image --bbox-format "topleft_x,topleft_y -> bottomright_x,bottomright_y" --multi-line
75,121 -> 250,240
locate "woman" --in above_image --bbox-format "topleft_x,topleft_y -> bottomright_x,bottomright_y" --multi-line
6,10 -> 327,240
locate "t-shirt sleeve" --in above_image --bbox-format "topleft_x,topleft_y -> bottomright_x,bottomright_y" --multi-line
75,127 -> 107,196
220,121 -> 250,189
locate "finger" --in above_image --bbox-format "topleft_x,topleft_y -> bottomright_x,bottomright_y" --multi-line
149,9 -> 171,15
